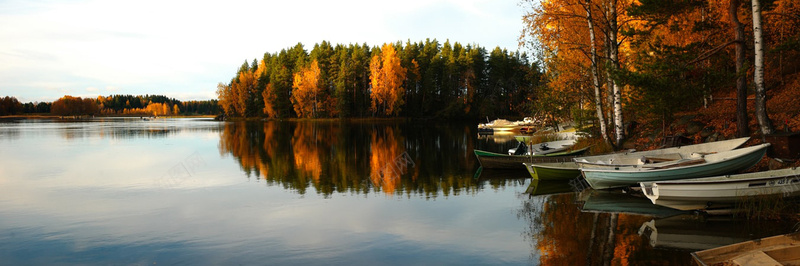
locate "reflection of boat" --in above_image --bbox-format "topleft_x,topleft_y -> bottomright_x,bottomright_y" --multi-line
640,167 -> 800,211
578,190 -> 687,217
574,137 -> 750,169
508,139 -> 577,156
523,162 -> 581,181
637,215 -> 753,251
692,232 -> 800,266
525,179 -> 575,196
473,146 -> 589,170
581,144 -> 770,190
473,167 -> 531,180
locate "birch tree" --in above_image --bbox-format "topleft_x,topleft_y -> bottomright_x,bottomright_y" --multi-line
584,0 -> 610,144
752,0 -> 774,135
598,0 -> 624,146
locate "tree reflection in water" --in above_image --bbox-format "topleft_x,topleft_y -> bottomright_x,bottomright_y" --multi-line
518,193 -> 693,265
217,121 -> 482,197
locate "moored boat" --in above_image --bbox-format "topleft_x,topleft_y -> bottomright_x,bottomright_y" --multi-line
508,139 -> 577,156
574,137 -> 750,169
640,167 -> 800,211
473,147 -> 589,169
581,143 -> 770,190
523,162 -> 581,181
692,232 -> 800,266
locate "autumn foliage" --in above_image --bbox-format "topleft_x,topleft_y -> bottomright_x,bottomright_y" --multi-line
291,60 -> 323,118
521,0 -> 800,144
217,40 -> 539,119
51,96 -> 99,116
369,44 -> 407,116
0,96 -> 23,115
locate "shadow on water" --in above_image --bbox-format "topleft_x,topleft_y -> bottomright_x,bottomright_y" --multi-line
518,186 -> 800,265
218,120 -> 498,197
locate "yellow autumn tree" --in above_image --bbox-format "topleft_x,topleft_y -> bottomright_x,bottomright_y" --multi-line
216,82 -> 233,116
231,70 -> 257,117
262,83 -> 278,118
291,60 -> 322,118
369,43 -> 407,116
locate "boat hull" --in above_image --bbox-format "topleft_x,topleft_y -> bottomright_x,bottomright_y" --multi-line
574,137 -> 749,168
474,148 -> 588,169
524,162 -> 581,181
582,144 -> 769,189
640,167 -> 800,210
692,232 -> 800,266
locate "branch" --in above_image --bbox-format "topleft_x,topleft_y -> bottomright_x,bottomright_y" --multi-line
685,40 -> 737,66
763,12 -> 800,21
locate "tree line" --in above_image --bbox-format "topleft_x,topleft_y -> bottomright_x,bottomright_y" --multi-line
0,95 -> 219,116
521,0 -> 800,146
216,39 -> 543,119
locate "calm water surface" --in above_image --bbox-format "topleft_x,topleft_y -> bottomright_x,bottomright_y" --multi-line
0,118 -> 795,265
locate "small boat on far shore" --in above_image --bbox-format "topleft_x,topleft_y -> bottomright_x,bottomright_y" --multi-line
478,117 -> 539,135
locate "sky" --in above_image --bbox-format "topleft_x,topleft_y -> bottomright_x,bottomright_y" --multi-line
0,0 -> 527,103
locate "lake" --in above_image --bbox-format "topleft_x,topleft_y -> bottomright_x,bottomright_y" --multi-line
0,118 -> 795,265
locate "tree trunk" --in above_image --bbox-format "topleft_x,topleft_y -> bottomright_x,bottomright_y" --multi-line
730,0 -> 749,137
752,0 -> 773,135
586,0 -> 610,144
605,44 -> 614,133
606,0 -> 624,146
603,213 -> 618,266
586,212 -> 599,266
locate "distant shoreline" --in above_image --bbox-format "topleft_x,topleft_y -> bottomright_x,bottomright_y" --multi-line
0,114 -> 217,120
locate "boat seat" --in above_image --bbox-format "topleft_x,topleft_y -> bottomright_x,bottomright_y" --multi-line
690,152 -> 716,159
641,158 -> 706,169
730,251 -> 782,266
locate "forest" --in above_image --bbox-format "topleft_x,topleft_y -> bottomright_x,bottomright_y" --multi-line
216,40 -> 542,119
217,0 -> 800,147
520,0 -> 799,146
0,95 -> 219,116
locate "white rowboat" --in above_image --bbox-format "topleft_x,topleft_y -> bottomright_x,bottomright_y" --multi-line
640,167 -> 800,211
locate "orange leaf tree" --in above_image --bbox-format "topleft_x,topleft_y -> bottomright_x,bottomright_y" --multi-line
291,60 -> 323,118
369,43 -> 407,116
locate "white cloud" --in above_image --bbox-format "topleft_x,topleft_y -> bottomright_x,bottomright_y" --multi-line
0,0 -> 525,102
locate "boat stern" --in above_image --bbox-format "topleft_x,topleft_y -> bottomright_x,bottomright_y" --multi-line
640,182 -> 659,204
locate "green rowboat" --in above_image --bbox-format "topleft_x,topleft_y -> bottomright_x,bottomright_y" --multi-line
582,144 -> 770,190
473,146 -> 589,170
523,162 -> 582,181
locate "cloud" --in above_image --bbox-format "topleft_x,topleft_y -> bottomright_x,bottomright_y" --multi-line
86,87 -> 99,92
0,0 -> 525,102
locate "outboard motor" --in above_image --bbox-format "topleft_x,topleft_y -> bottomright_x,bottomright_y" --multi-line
514,141 -> 528,155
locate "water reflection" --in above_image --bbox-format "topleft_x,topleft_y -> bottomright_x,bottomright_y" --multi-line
638,214 -> 797,251
218,121 -> 484,196
474,168 -> 530,190
520,193 -> 694,265
0,118 -> 221,140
